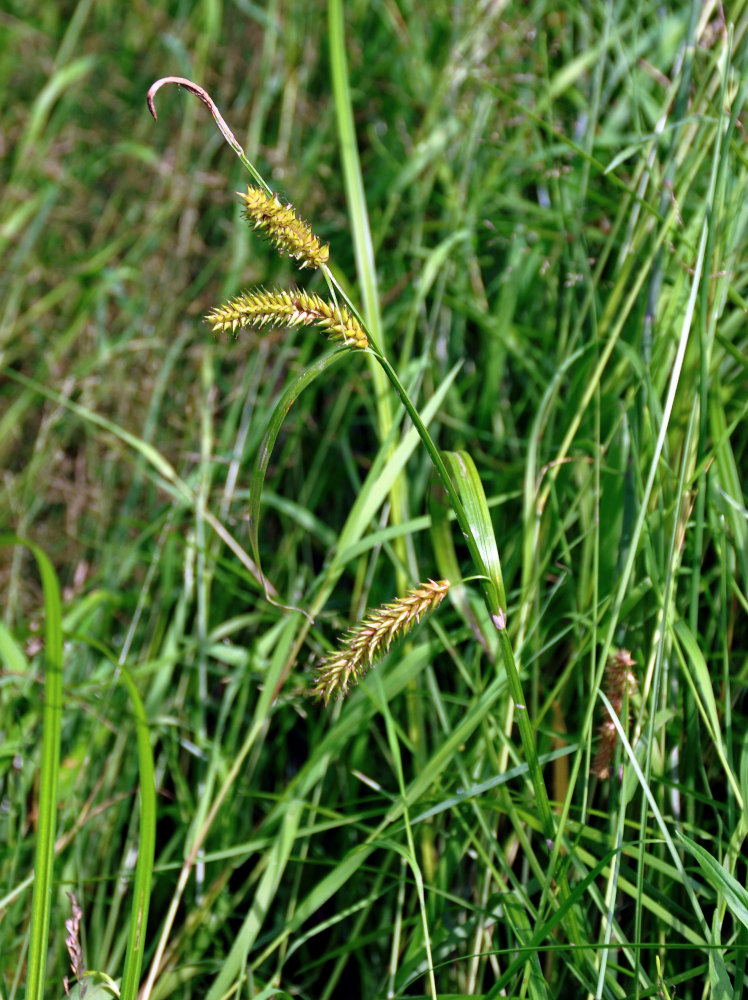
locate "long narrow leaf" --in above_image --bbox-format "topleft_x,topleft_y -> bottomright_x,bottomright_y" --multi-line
1,536 -> 63,1000
118,666 -> 156,1000
327,0 -> 382,343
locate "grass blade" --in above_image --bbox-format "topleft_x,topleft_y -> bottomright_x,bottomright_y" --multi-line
678,832 -> 748,933
1,536 -> 63,1000
117,666 -> 156,1000
441,449 -> 505,612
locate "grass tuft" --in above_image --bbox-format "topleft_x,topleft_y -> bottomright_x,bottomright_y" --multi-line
2,2 -> 747,998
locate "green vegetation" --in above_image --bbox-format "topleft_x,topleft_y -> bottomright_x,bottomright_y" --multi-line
2,1 -> 748,998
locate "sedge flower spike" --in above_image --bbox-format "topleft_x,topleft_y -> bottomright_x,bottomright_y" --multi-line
591,649 -> 638,779
239,186 -> 329,270
312,579 -> 450,703
205,287 -> 369,349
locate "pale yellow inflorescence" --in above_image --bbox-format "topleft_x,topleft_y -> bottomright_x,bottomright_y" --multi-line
312,579 -> 450,703
205,288 -> 369,349
239,186 -> 329,270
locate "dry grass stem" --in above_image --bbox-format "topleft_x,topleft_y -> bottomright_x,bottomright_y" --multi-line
239,186 -> 329,269
205,287 -> 369,348
313,579 -> 450,703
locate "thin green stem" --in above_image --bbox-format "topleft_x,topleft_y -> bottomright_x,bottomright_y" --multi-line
373,356 -> 489,594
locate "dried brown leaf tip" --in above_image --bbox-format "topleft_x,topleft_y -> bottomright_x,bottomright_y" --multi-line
312,579 -> 450,704
592,648 -> 638,780
206,287 -> 369,349
239,186 -> 329,269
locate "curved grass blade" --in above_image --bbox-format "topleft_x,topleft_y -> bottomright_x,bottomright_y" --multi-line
1,536 -> 63,1000
678,832 -> 748,933
248,346 -> 350,615
677,832 -> 739,998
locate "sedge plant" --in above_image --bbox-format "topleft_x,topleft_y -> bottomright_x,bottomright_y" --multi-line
5,5 -> 745,996
148,77 -> 553,804
147,71 -> 565,900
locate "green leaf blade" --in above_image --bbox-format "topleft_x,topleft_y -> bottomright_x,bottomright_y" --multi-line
441,449 -> 505,610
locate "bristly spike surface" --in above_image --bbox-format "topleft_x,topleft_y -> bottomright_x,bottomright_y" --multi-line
312,579 -> 450,704
239,186 -> 329,270
205,288 -> 369,349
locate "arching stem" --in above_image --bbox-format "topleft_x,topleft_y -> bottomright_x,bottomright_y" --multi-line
147,76 -> 270,193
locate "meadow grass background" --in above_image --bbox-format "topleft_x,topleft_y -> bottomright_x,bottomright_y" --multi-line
2,1 -> 748,998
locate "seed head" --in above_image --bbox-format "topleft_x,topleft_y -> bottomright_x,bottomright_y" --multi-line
312,579 -> 450,703
239,186 -> 329,270
205,287 -> 369,349
592,649 -> 638,779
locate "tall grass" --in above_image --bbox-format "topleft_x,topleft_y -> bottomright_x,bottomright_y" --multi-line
2,1 -> 748,998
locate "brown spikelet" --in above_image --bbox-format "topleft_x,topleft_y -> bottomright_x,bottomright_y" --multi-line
63,891 -> 85,997
205,287 -> 369,349
239,186 -> 329,269
592,649 -> 638,779
312,579 -> 450,704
